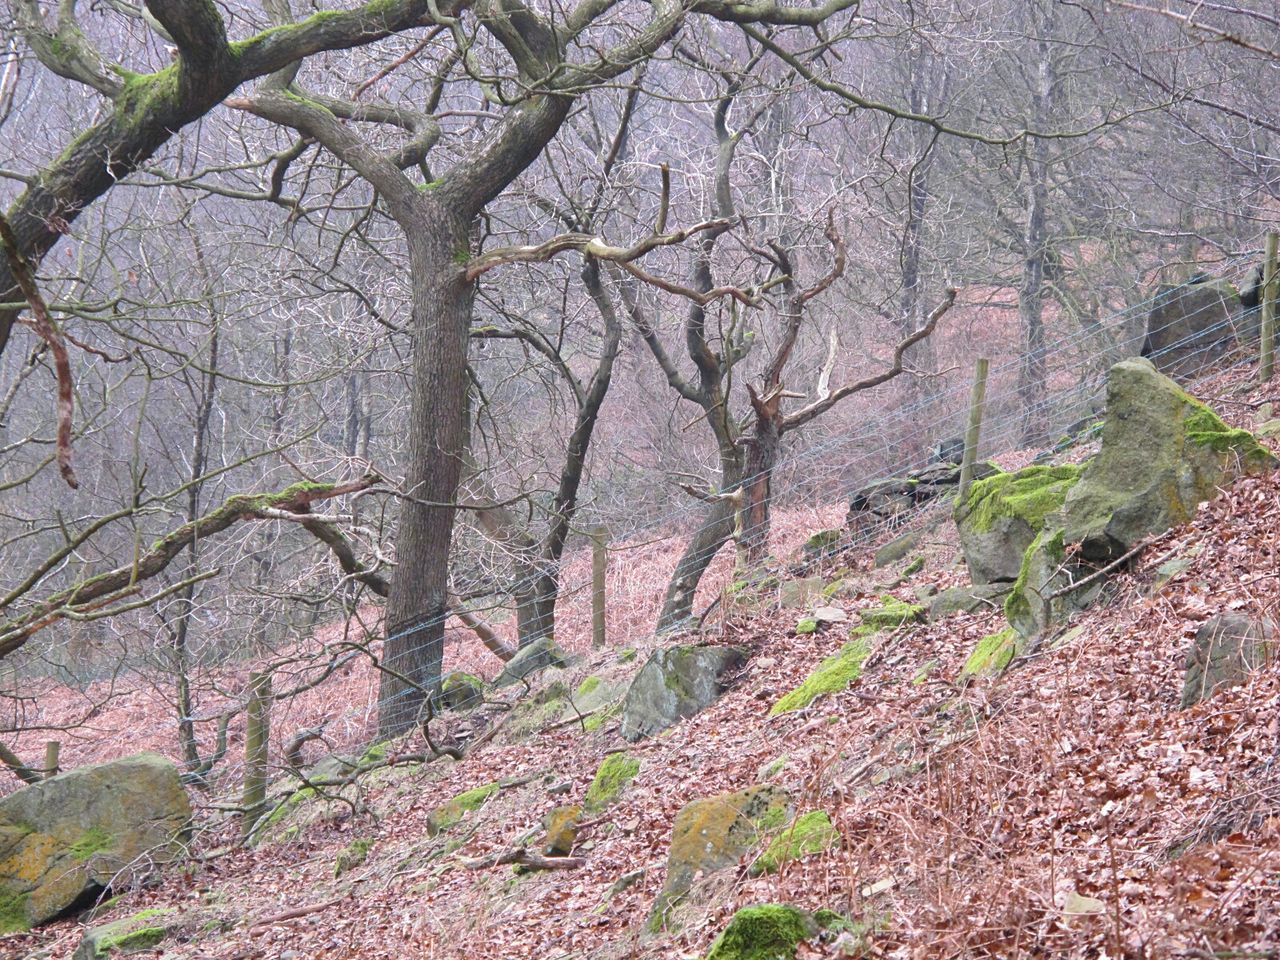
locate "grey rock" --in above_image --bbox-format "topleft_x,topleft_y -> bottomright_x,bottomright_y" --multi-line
0,753 -> 190,932
1141,279 -> 1241,380
1060,359 -> 1275,564
619,644 -> 748,742
928,583 -> 1010,620
493,636 -> 570,688
873,530 -> 922,568
1182,614 -> 1275,708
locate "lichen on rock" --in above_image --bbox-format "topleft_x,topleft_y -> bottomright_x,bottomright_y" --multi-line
650,786 -> 792,932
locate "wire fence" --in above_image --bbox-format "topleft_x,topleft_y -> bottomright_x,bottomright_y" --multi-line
3,242 -> 1273,820
257,246 -> 1270,777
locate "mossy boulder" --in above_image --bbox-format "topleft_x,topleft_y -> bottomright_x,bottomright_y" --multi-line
960,627 -> 1023,679
493,637 -> 570,688
425,781 -> 499,836
1181,614 -> 1275,708
334,838 -> 374,877
770,635 -> 872,715
750,811 -> 841,875
439,671 -> 484,712
1059,359 -> 1275,565
802,528 -> 844,559
543,804 -> 582,857
651,786 -> 792,931
620,644 -> 747,742
0,753 -> 190,932
858,596 -> 926,630
72,907 -> 178,960
703,904 -> 823,960
585,753 -> 640,812
955,464 -> 1082,585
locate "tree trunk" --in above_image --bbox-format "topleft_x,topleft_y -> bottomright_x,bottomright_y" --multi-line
740,414 -> 782,567
1018,6 -> 1054,449
656,492 -> 740,634
378,210 -> 473,738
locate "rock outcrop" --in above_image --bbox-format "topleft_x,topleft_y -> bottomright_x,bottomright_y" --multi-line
955,464 -> 1082,585
1140,278 -> 1244,380
0,753 -> 191,932
847,461 -> 999,535
1005,359 -> 1275,640
620,644 -> 747,742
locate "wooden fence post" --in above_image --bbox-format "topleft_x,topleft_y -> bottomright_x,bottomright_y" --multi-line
42,740 -> 59,779
958,358 -> 990,502
1261,231 -> 1277,383
591,526 -> 608,649
241,671 -> 271,842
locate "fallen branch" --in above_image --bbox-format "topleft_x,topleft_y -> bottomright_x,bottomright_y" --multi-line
460,846 -> 586,871
249,895 -> 347,930
1044,536 -> 1156,601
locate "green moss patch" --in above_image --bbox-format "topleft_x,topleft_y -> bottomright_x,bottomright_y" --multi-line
69,826 -> 113,861
335,838 -> 374,877
426,781 -> 499,835
704,904 -> 819,960
961,627 -> 1022,678
576,676 -> 602,698
1184,404 -> 1274,468
961,464 -> 1082,534
770,636 -> 872,714
585,753 -> 640,812
858,596 -> 926,629
0,887 -> 29,934
751,811 -> 841,875
794,617 -> 819,635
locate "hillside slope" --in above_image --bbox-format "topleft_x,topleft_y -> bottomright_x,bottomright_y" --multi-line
6,367 -> 1280,960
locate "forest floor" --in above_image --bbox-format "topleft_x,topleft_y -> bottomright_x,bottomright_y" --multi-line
5,361 -> 1280,960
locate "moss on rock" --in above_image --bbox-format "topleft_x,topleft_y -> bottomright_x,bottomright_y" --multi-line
750,811 -> 841,875
703,904 -> 819,960
961,628 -> 1022,678
770,636 -> 872,715
858,596 -> 926,629
651,786 -> 792,932
334,838 -> 373,877
585,753 -> 640,812
0,886 -> 29,934
75,908 -> 176,959
961,464 -> 1083,535
426,782 -> 499,836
